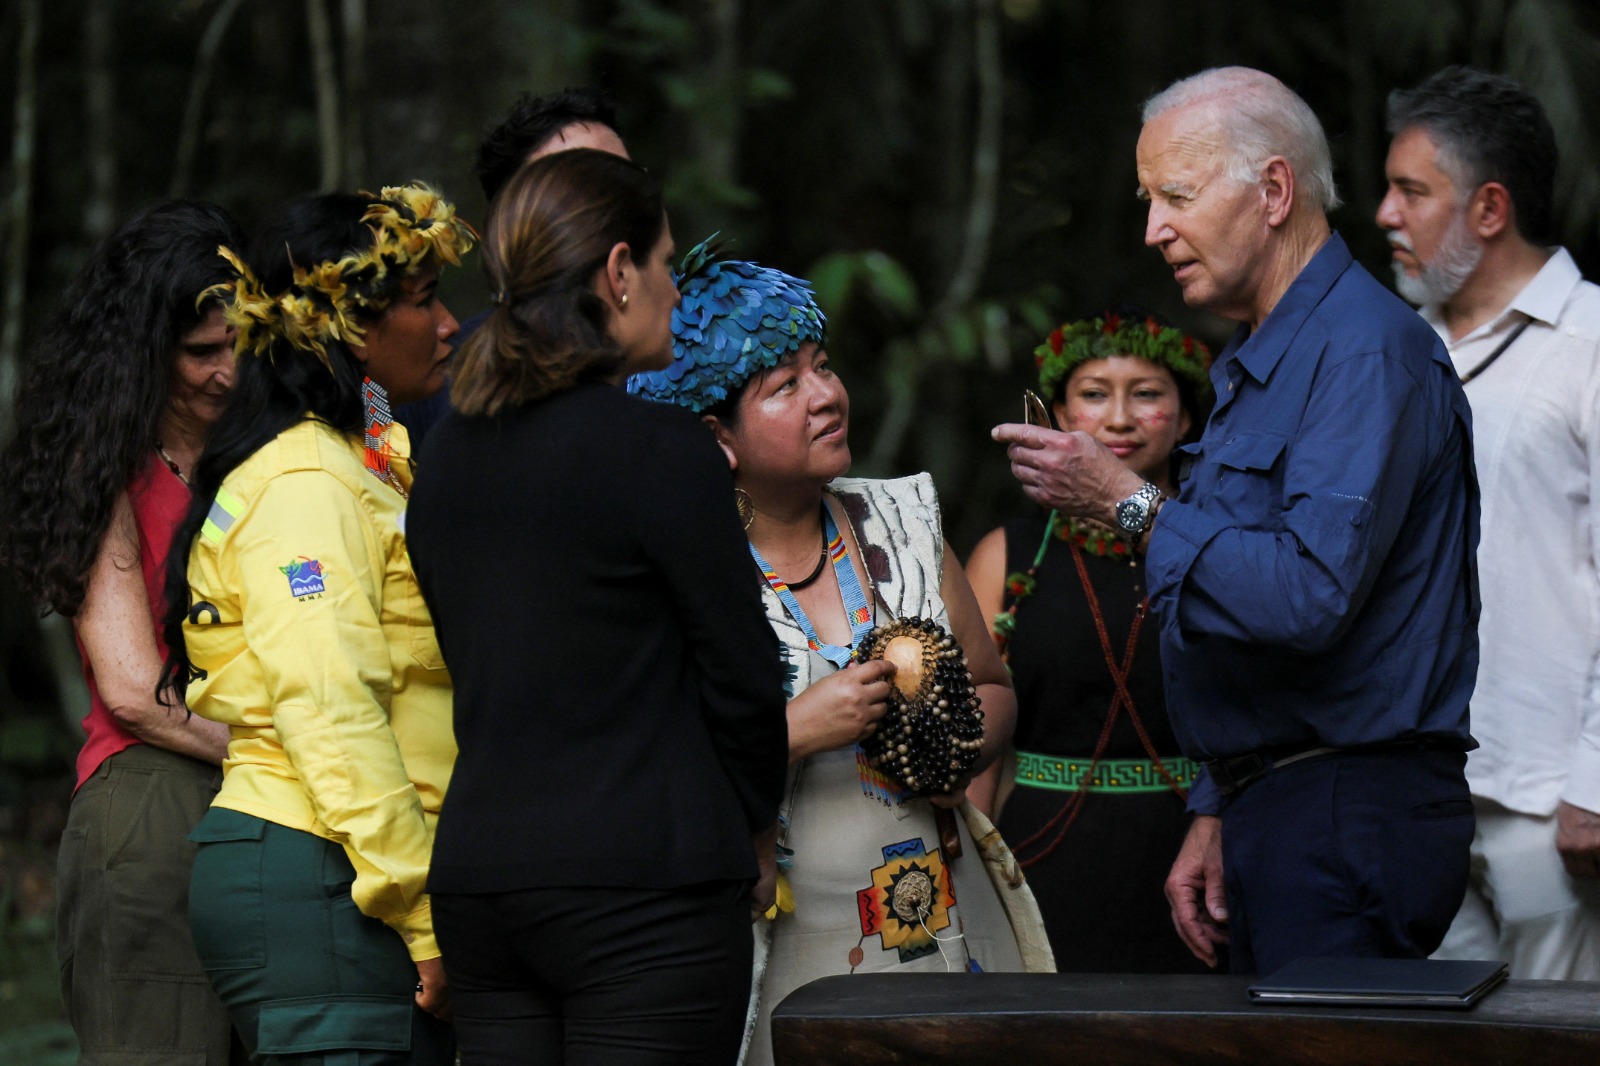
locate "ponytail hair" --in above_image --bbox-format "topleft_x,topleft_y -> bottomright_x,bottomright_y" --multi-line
452,149 -> 663,416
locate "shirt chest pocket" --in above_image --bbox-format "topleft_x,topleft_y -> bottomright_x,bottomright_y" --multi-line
384,540 -> 446,672
403,582 -> 447,671
1208,433 -> 1287,524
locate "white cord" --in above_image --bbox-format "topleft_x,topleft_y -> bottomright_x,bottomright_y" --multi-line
917,912 -> 966,972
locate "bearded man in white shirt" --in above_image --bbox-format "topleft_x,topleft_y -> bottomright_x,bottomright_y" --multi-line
1378,65 -> 1600,980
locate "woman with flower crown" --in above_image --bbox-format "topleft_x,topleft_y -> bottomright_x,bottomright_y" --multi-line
966,308 -> 1216,974
159,185 -> 476,1064
631,242 -> 1054,1066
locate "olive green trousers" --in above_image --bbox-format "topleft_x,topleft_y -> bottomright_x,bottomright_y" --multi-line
56,743 -> 241,1064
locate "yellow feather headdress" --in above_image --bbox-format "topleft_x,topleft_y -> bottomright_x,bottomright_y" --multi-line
199,182 -> 478,369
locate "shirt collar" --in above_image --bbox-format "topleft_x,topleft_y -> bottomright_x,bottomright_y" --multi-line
1223,232 -> 1352,385
1500,246 -> 1579,327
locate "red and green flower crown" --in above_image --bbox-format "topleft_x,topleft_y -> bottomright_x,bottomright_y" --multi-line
1034,312 -> 1213,404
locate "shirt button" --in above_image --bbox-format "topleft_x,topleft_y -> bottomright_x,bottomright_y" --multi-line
1227,382 -> 1234,392
404,933 -> 416,944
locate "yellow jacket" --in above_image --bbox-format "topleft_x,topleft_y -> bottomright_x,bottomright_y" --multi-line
183,418 -> 454,961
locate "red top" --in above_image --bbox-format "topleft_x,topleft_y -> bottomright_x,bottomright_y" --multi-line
74,451 -> 191,790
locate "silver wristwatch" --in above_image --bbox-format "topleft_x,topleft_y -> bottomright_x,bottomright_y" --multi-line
1114,482 -> 1164,537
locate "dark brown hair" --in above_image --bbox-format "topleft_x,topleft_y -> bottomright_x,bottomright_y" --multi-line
451,149 -> 663,417
0,200 -> 243,616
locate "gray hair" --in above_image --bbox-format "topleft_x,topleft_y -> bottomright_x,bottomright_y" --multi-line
1385,66 -> 1556,244
1143,67 -> 1341,213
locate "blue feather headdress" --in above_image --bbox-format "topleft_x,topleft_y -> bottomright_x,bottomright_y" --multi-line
627,234 -> 828,413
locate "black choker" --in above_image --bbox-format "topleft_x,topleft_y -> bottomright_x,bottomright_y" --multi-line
779,503 -> 831,591
785,549 -> 829,590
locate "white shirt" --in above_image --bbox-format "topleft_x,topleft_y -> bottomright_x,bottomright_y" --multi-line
1424,248 -> 1600,816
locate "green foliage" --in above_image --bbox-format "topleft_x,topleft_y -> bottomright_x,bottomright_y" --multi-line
743,68 -> 794,106
1504,0 -> 1600,242
0,833 -> 74,1058
0,718 -> 76,775
808,250 -> 921,323
1,0 -> 1599,756
610,0 -> 697,54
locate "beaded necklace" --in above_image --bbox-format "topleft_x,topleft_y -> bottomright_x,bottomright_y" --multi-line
991,513 -> 1133,664
749,504 -> 874,668
155,441 -> 189,486
1060,515 -> 1137,563
361,377 -> 408,499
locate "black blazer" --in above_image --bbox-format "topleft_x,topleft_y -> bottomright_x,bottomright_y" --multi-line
408,381 -> 788,892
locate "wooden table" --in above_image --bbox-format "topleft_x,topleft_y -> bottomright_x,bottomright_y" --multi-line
771,973 -> 1600,1064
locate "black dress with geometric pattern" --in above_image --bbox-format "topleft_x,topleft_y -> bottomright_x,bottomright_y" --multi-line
996,509 -> 1213,974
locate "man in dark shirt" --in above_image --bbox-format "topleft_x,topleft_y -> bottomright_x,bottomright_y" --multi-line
395,87 -> 630,442
994,67 -> 1479,975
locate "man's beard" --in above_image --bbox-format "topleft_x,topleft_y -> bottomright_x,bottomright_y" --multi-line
1390,210 -> 1484,307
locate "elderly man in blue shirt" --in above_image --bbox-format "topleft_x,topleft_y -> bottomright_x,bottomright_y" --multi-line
995,67 -> 1479,976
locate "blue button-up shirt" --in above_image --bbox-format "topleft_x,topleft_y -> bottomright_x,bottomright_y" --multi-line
1147,233 -> 1480,814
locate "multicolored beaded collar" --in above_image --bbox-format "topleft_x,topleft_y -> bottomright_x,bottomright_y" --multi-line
360,377 -> 406,499
749,505 -> 873,669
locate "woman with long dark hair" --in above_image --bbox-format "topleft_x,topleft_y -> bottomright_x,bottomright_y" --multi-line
161,184 -> 475,1064
0,199 -> 245,1063
404,149 -> 788,1065
966,310 -> 1215,974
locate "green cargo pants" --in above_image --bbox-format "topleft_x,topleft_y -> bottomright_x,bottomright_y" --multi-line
188,808 -> 453,1065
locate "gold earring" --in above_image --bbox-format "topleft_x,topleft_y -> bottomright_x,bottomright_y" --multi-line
620,292 -> 629,308
734,488 -> 755,531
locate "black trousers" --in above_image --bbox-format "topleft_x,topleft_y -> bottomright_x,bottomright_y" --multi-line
1221,747 -> 1475,976
434,880 -> 754,1065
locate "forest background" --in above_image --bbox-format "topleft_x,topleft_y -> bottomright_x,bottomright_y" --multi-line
2,1 -> 1598,1058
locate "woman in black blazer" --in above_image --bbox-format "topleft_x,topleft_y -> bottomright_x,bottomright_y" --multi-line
405,149 -> 788,1065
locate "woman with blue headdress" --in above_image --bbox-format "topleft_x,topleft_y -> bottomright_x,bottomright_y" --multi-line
632,241 -> 1054,1066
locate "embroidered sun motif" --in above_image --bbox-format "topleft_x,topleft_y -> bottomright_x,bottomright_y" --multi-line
856,837 -> 956,963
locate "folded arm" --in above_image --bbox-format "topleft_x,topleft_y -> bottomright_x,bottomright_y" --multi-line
75,490 -> 228,764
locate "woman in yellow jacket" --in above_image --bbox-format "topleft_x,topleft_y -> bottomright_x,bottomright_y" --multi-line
160,186 -> 475,1064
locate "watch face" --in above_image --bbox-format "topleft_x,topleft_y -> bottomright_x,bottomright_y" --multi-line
1117,497 -> 1147,533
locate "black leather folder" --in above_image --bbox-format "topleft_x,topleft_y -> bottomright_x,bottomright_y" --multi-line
1248,957 -> 1508,1009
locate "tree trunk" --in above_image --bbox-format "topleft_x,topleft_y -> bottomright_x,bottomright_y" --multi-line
1341,0 -> 1379,235
307,0 -> 342,191
341,0 -> 367,186
83,0 -> 116,241
1,0 -> 42,445
694,0 -> 742,194
935,0 -> 1001,318
868,0 -> 1002,474
170,0 -> 246,198
929,0 -> 973,294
